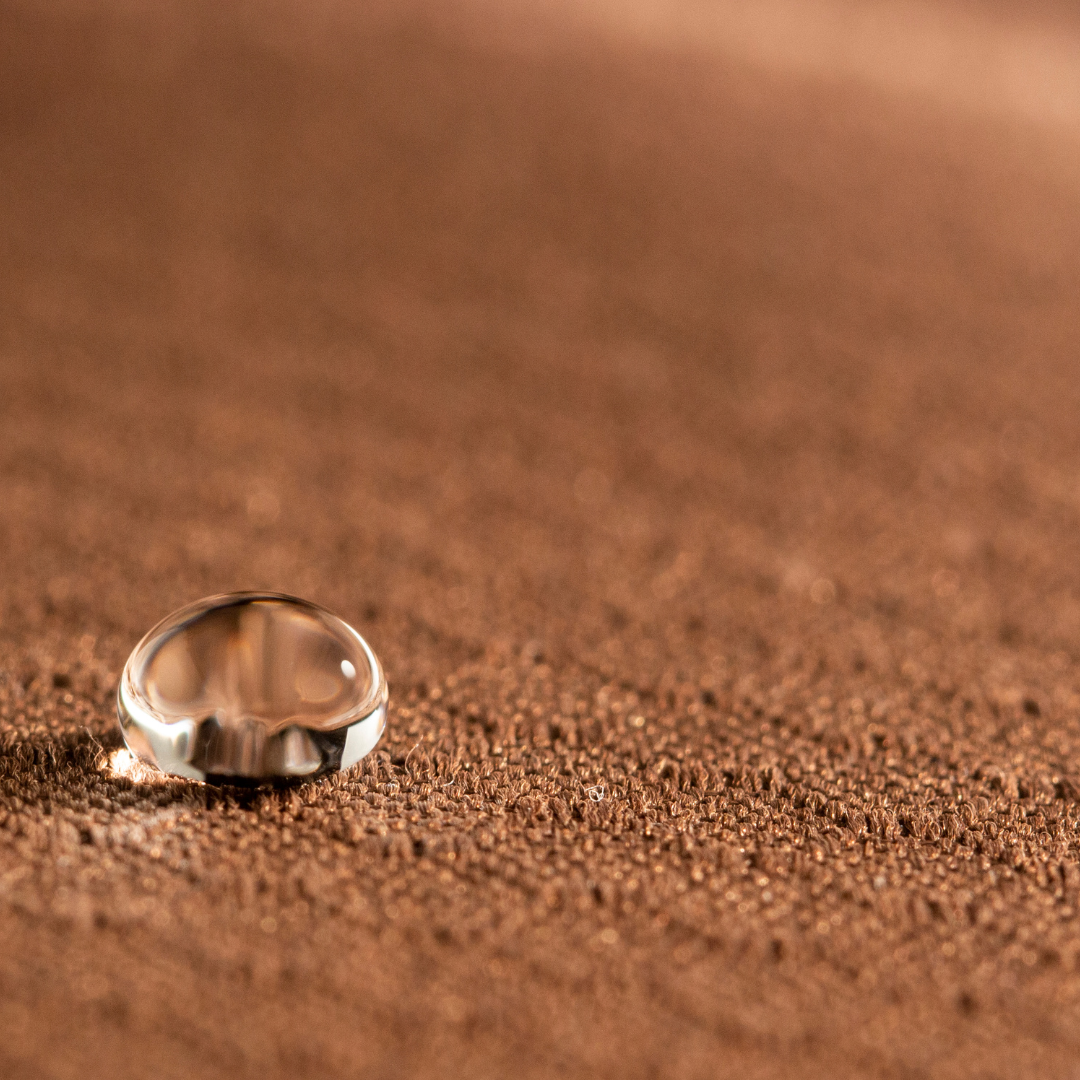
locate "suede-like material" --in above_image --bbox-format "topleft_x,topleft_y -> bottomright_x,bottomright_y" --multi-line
3,2 -> 1080,1077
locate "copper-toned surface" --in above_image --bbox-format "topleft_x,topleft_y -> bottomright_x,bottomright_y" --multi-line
3,2 -> 1080,1076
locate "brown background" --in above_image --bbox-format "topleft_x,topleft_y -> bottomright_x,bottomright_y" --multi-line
3,1 -> 1080,1076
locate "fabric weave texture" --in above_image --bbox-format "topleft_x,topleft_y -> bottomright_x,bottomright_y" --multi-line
2,2 -> 1080,1077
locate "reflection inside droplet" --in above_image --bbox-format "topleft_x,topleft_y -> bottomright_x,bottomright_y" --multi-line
117,593 -> 387,783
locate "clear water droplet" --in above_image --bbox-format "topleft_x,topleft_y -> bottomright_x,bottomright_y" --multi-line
117,593 -> 387,782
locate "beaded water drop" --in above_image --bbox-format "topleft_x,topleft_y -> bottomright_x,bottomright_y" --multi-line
117,593 -> 387,782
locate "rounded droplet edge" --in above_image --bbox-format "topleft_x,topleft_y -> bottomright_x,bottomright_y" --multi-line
115,592 -> 389,784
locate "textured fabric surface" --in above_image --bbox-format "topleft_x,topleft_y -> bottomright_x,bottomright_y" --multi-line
3,2 -> 1080,1077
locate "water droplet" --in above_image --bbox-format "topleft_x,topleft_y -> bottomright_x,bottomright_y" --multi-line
117,593 -> 387,783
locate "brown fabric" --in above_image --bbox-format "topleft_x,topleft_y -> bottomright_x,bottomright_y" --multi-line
3,2 -> 1080,1076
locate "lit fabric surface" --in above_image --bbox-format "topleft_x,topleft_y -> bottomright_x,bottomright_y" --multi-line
2,2 -> 1080,1077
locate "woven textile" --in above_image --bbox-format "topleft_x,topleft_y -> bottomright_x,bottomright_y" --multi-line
3,3 -> 1080,1076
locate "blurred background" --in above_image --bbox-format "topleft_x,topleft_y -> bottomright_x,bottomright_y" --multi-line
3,1 -> 1080,1077
3,0 -> 1080,672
